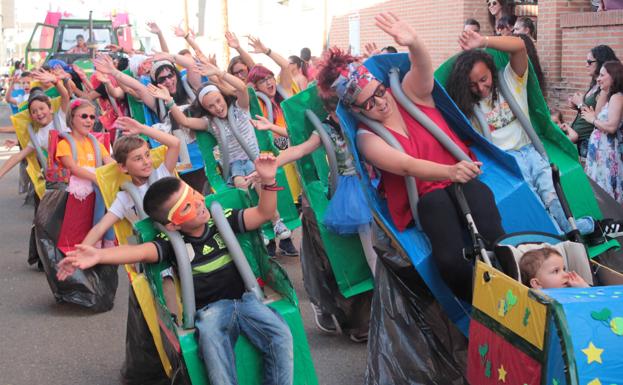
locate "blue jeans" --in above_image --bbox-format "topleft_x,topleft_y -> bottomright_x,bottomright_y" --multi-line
227,159 -> 256,185
195,292 -> 294,385
509,144 -> 594,234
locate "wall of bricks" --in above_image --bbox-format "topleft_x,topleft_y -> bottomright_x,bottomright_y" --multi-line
328,0 -> 623,124
327,0 -> 494,68
547,8 -> 623,122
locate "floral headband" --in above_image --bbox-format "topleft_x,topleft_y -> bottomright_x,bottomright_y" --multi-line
331,62 -> 377,107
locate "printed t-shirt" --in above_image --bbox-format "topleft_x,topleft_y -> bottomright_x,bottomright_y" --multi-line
208,103 -> 260,163
259,99 -> 289,150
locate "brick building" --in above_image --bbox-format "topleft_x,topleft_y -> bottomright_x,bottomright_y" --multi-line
327,0 -> 623,122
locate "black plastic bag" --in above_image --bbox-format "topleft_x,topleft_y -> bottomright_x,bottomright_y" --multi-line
121,288 -> 172,385
364,225 -> 468,385
34,189 -> 118,312
299,196 -> 372,332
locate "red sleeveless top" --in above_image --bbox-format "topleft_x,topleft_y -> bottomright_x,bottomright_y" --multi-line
362,96 -> 476,231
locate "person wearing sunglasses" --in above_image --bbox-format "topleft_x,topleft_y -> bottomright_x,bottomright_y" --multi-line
486,0 -> 515,35
317,13 -> 504,305
567,45 -> 620,161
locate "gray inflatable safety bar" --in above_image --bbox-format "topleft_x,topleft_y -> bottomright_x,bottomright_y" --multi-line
472,108 -> 493,141
388,68 -> 471,163
496,69 -> 549,161
304,109 -> 339,198
276,84 -> 289,101
87,133 -> 103,167
58,133 -> 79,162
228,112 -> 259,161
255,92 -> 274,123
27,124 -> 48,172
121,180 -> 197,329
181,76 -> 196,103
352,111 -> 421,229
209,201 -> 264,301
213,119 -> 231,182
52,111 -> 63,133
120,181 -> 148,220
154,222 -> 197,329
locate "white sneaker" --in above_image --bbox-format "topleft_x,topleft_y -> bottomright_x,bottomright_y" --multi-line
273,220 -> 291,240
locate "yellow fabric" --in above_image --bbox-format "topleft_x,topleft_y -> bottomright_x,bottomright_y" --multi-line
10,96 -> 62,199
259,100 -> 303,202
95,145 -> 173,377
472,261 -> 547,350
56,136 -> 110,167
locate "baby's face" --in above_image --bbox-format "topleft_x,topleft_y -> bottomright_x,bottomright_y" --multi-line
532,255 -> 569,289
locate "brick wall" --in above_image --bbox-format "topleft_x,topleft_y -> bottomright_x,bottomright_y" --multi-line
548,9 -> 623,122
328,0 -> 494,67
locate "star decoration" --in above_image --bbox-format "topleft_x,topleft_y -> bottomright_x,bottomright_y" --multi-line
582,342 -> 604,364
587,379 -> 602,385
498,364 -> 507,382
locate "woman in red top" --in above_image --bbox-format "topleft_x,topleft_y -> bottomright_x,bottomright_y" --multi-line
317,12 -> 505,301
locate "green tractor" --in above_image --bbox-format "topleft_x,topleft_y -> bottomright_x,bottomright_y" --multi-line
24,12 -> 130,72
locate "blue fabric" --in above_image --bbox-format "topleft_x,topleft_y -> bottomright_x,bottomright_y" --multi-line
93,185 -> 115,241
9,89 -> 25,114
323,174 -> 372,235
336,53 -> 560,335
543,286 -> 623,385
194,292 -> 293,385
509,144 -> 594,234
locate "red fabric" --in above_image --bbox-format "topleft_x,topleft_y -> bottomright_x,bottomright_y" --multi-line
364,91 -> 476,231
46,130 -> 70,183
57,192 -> 95,254
467,320 -> 541,385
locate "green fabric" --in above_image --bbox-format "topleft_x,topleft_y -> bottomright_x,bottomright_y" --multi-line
281,85 -> 374,298
435,49 -> 619,257
123,69 -> 148,125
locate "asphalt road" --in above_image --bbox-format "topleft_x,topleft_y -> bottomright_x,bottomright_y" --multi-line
0,104 -> 367,385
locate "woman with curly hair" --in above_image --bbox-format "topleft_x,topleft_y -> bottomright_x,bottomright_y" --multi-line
317,13 -> 505,302
446,31 -> 611,240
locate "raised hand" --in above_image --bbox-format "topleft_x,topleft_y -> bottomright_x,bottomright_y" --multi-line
146,83 -> 172,102
375,12 -> 417,47
56,244 -> 101,281
151,51 -> 174,63
448,160 -> 482,183
94,71 -> 111,84
173,25 -> 186,38
93,54 -> 116,74
251,115 -> 273,131
253,153 -> 278,184
146,21 -> 162,35
364,42 -> 381,58
31,69 -> 57,84
458,30 -> 486,51
248,35 -> 268,54
115,116 -> 146,135
51,66 -> 71,80
568,92 -> 583,109
225,31 -> 241,49
194,61 -> 221,77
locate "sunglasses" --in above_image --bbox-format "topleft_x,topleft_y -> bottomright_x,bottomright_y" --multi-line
79,113 -> 96,120
354,84 -> 387,111
256,75 -> 275,87
156,72 -> 175,84
587,59 -> 597,65
487,0 -> 498,6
